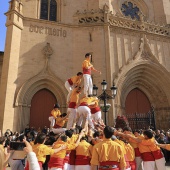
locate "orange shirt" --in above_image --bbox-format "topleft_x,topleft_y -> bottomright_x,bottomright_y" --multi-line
55,117 -> 68,127
69,88 -> 80,104
140,137 -> 161,152
165,144 -> 170,151
32,144 -> 54,163
91,138 -> 126,169
128,134 -> 138,149
124,143 -> 135,161
70,76 -> 81,86
51,109 -> 61,118
76,140 -> 92,157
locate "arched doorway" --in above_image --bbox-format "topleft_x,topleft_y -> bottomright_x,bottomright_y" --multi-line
30,88 -> 57,129
125,88 -> 154,129
125,88 -> 151,114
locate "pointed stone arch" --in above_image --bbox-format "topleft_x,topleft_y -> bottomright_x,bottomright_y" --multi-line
14,72 -> 67,131
114,59 -> 170,129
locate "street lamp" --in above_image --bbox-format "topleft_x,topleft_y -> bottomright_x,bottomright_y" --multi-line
93,80 -> 117,125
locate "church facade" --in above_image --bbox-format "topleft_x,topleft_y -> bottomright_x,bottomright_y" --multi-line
0,0 -> 170,132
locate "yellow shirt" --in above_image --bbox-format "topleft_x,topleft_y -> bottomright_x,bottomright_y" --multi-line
80,96 -> 95,105
114,139 -> 126,155
76,140 -> 92,157
32,144 -> 54,163
124,143 -> 135,161
91,138 -> 126,169
82,59 -> 93,70
70,75 -> 81,86
51,140 -> 76,159
51,109 -> 61,118
55,117 -> 68,127
70,88 -> 80,103
0,144 -> 4,152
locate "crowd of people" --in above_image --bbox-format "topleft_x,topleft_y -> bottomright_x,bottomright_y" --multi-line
1,53 -> 170,170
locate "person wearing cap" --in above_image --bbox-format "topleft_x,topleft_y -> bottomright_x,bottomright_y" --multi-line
91,126 -> 126,170
49,103 -> 61,130
82,53 -> 101,97
65,72 -> 83,103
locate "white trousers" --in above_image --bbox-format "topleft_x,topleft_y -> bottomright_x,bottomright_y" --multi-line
64,163 -> 69,170
91,111 -> 102,122
135,156 -> 144,170
83,74 -> 93,96
143,161 -> 155,170
65,81 -> 73,102
77,106 -> 94,129
67,165 -> 75,170
66,108 -> 77,129
49,116 -> 55,127
75,165 -> 91,170
48,168 -> 62,170
155,157 -> 166,170
52,128 -> 67,134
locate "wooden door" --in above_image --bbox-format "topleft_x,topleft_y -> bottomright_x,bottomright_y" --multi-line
30,89 -> 57,129
125,88 -> 151,114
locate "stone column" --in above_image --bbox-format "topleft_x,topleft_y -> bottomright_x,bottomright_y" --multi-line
0,0 -> 23,132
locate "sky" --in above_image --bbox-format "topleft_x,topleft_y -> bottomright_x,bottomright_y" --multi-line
0,1 -> 9,52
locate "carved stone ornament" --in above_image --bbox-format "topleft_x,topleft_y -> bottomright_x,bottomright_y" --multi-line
74,7 -> 106,24
109,13 -> 170,37
133,34 -> 159,63
43,42 -> 53,58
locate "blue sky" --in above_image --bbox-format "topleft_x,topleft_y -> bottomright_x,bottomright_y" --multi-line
0,1 -> 9,51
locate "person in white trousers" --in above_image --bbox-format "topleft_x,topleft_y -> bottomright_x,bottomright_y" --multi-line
65,72 -> 83,103
66,86 -> 82,130
82,53 -> 101,96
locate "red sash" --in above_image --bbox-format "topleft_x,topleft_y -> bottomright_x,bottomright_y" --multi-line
68,78 -> 73,85
134,147 -> 141,157
68,150 -> 76,165
124,154 -> 130,168
75,155 -> 90,165
152,150 -> 164,160
53,124 -> 61,128
91,106 -> 101,114
24,161 -> 42,170
99,161 -> 120,170
129,160 -> 136,170
83,67 -> 91,75
64,154 -> 70,164
69,102 -> 77,109
79,102 -> 88,106
48,157 -> 64,169
141,152 -> 155,161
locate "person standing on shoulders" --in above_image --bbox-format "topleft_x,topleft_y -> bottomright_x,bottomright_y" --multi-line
82,53 -> 101,96
65,72 -> 83,103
